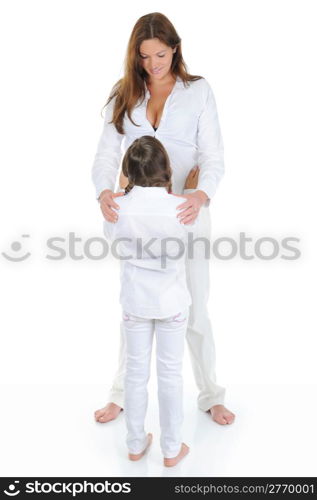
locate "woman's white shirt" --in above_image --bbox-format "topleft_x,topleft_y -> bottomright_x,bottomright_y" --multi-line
91,77 -> 225,203
103,185 -> 196,319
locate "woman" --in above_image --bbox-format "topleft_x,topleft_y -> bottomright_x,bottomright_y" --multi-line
92,12 -> 235,425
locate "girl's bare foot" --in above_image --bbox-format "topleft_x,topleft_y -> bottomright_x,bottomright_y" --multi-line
164,443 -> 190,467
94,403 -> 123,423
209,404 -> 235,425
128,433 -> 153,461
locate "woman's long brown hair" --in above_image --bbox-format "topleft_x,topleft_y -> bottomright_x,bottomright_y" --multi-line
102,12 -> 202,134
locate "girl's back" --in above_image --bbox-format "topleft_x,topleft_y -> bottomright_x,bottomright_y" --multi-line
103,185 -> 194,319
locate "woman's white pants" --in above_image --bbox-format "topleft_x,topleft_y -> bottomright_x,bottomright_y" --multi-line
123,308 -> 188,458
108,205 -> 226,412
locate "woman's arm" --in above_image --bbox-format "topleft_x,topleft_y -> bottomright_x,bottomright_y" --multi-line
196,80 -> 225,205
176,82 -> 225,224
91,95 -> 124,200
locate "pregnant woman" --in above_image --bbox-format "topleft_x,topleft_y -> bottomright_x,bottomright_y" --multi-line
92,12 -> 235,426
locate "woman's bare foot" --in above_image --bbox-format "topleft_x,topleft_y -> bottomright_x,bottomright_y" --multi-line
128,433 -> 153,461
209,404 -> 235,425
164,443 -> 190,468
94,403 -> 123,423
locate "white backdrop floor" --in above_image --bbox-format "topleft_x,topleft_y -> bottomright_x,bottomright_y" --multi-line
1,383 -> 316,477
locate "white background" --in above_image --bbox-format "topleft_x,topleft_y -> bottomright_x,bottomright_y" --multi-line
0,0 -> 316,477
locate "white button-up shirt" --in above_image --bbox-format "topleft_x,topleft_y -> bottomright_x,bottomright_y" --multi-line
103,185 -> 196,319
91,77 -> 224,202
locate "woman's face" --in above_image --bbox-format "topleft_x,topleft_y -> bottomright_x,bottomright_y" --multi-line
139,38 -> 176,81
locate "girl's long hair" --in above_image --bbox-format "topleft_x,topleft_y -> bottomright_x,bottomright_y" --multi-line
102,12 -> 202,134
122,136 -> 172,195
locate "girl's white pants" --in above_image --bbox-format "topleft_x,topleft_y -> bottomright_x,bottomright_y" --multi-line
108,205 -> 226,412
123,308 -> 188,458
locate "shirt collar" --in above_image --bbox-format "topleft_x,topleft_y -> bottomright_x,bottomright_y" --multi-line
129,185 -> 170,197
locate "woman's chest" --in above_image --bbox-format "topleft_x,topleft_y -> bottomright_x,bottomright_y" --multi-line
146,90 -> 172,128
123,90 -> 201,139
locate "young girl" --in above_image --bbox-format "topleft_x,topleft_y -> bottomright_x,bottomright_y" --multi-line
103,135 -> 196,467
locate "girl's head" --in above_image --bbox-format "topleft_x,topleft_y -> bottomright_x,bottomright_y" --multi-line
122,136 -> 172,195
104,12 -> 202,133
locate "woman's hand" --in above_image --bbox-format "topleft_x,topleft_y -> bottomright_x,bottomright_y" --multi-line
184,166 -> 199,189
174,190 -> 208,225
98,189 -> 125,223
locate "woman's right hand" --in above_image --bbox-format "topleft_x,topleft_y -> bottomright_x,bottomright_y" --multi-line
98,189 -> 124,223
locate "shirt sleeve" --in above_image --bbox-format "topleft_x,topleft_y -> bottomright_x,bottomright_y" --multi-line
91,96 -> 124,200
196,80 -> 225,205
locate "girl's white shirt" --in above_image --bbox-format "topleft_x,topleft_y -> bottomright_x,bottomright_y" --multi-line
103,185 -> 198,319
91,77 -> 225,204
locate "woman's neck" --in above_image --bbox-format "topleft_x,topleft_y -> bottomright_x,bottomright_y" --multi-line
146,72 -> 176,90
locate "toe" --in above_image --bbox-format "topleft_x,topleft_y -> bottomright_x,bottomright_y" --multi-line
225,413 -> 235,424
99,413 -> 112,423
211,412 -> 227,425
218,416 -> 228,425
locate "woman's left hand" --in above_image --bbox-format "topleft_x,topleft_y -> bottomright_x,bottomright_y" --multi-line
174,190 -> 209,224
